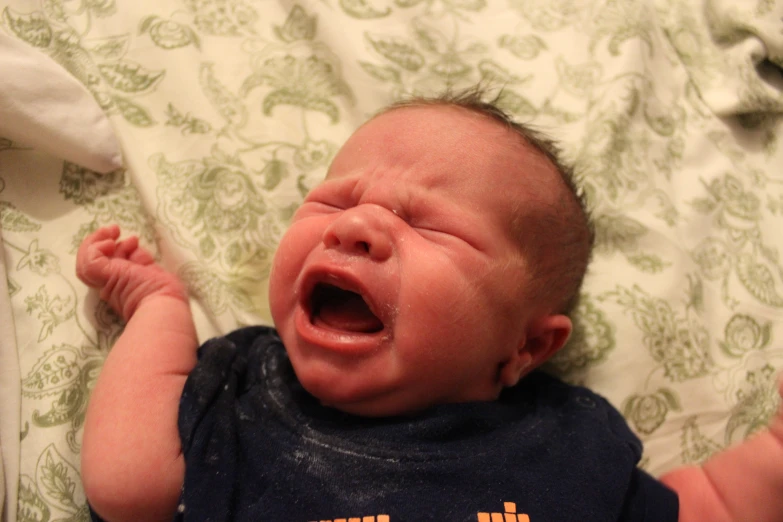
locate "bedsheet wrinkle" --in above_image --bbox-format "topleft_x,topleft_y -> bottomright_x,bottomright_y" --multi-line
0,0 -> 781,519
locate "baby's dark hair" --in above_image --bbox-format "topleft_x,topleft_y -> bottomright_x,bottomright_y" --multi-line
380,87 -> 595,316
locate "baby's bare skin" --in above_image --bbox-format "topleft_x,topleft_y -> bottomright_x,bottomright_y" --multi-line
78,228 -> 783,522
78,225 -> 197,522
77,225 -> 188,320
77,106 -> 783,522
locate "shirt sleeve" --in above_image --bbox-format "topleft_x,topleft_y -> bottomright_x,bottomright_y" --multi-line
178,326 -> 270,451
617,468 -> 679,522
175,326 -> 273,522
89,329 -> 262,522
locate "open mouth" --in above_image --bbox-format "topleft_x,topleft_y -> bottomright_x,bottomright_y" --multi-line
310,283 -> 384,334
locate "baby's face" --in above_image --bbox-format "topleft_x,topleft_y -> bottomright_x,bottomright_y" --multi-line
269,105 -> 555,416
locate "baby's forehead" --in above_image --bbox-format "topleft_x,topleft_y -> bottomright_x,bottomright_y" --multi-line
373,105 -> 556,164
335,105 -> 563,193
367,103 -> 508,139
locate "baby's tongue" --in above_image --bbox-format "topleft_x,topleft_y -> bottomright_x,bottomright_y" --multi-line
316,289 -> 383,333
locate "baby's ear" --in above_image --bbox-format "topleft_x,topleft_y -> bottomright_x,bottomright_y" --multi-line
499,314 -> 572,388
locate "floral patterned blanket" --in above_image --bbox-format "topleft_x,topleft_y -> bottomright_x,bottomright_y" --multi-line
1,0 -> 782,521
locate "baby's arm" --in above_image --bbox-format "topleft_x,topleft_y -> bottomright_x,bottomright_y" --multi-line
77,225 -> 198,522
661,378 -> 783,522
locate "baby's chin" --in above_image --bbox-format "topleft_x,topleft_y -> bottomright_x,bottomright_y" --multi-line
293,365 -> 419,417
320,398 -> 432,418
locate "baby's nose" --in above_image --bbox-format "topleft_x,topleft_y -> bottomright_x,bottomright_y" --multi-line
322,205 -> 394,261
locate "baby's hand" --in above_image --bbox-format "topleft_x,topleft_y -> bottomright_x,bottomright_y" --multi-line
77,225 -> 188,322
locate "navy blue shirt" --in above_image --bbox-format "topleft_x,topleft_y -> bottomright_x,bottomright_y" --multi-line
89,326 -> 678,521
168,326 -> 677,522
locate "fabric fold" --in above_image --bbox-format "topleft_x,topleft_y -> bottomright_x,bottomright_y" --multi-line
0,32 -> 123,174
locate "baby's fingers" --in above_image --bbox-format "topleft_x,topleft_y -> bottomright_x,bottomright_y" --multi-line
115,236 -> 139,259
128,246 -> 155,265
115,236 -> 156,266
85,224 -> 121,245
76,225 -> 121,287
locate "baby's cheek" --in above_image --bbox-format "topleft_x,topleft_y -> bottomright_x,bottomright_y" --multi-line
268,238 -> 307,321
267,262 -> 292,322
270,233 -> 300,281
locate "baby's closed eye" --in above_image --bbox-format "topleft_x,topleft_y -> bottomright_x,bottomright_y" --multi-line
296,200 -> 344,217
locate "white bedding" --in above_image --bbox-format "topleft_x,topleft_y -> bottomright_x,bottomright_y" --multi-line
1,0 -> 782,519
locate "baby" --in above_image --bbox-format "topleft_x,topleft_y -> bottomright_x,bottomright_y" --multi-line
78,92 -> 783,522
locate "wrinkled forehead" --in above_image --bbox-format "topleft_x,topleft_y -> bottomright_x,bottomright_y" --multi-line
327,105 -> 562,208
